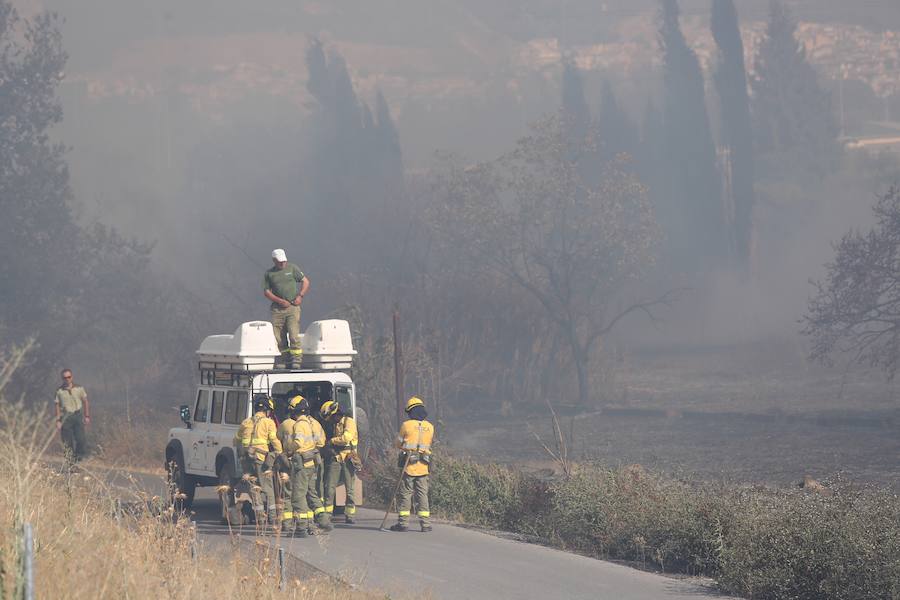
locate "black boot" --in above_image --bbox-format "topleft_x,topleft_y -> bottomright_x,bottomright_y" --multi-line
389,523 -> 408,532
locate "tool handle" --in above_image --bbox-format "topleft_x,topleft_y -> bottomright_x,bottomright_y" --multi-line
379,452 -> 413,530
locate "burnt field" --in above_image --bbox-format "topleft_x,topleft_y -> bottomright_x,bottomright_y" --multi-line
443,341 -> 900,489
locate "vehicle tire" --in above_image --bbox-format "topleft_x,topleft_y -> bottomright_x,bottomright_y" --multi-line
166,451 -> 196,511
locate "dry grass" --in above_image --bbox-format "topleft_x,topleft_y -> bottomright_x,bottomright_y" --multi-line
87,410 -> 170,470
0,346 -> 371,600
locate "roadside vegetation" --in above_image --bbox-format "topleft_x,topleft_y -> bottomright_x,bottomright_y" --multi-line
367,454 -> 900,600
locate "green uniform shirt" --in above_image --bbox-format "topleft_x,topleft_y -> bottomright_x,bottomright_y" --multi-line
55,385 -> 86,415
263,262 -> 305,308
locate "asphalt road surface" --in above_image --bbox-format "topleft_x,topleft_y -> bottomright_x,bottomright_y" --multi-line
171,484 -> 736,600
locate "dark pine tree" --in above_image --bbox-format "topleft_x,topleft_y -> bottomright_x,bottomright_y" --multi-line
751,0 -> 839,177
304,40 -> 405,272
0,4 -> 77,347
374,88 -> 403,192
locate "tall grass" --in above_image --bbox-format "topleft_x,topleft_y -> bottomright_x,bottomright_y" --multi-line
0,344 -> 369,599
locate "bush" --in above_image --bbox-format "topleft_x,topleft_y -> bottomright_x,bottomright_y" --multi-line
365,453 -> 544,532
548,466 -> 723,574
428,455 -> 540,531
718,483 -> 900,599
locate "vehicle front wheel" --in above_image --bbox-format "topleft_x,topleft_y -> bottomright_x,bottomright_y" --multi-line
166,451 -> 196,511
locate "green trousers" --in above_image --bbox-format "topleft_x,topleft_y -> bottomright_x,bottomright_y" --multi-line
397,473 -> 430,527
290,456 -> 325,528
60,410 -> 87,461
323,458 -> 356,516
271,305 -> 302,361
250,457 -> 276,519
315,458 -> 325,502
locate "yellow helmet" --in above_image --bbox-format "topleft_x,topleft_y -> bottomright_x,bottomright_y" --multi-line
405,396 -> 424,412
320,400 -> 340,419
288,395 -> 307,413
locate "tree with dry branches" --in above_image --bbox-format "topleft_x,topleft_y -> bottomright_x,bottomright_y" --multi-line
430,116 -> 674,407
804,187 -> 900,377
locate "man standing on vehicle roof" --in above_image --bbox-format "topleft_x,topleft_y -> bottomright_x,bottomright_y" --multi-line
390,396 -> 434,532
263,249 -> 309,369
320,400 -> 359,524
285,395 -> 331,535
54,368 -> 90,463
239,394 -> 283,527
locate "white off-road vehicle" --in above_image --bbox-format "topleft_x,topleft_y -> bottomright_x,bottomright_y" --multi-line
165,319 -> 365,520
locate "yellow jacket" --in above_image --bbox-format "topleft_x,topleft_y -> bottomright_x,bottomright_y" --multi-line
395,419 -> 434,476
277,417 -> 295,453
328,416 -> 358,462
288,415 -> 326,467
239,411 -> 282,461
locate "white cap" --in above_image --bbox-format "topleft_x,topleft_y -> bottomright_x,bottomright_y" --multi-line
272,248 -> 287,262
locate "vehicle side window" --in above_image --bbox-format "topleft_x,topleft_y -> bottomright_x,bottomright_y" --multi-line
194,389 -> 209,423
335,385 -> 353,417
210,391 -> 225,424
224,391 -> 248,425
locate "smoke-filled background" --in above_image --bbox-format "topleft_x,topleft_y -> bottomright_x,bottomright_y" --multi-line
3,0 -> 900,483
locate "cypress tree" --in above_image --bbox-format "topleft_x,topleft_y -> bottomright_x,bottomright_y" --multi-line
596,79 -> 639,164
560,59 -> 592,162
659,0 -> 725,264
711,0 -> 755,270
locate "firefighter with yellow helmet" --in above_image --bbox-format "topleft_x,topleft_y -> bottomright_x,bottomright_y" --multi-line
238,394 -> 283,526
276,398 -> 299,531
320,399 -> 359,524
284,395 -> 331,535
390,396 -> 434,532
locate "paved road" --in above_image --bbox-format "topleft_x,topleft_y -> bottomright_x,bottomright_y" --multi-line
176,485 -> 735,600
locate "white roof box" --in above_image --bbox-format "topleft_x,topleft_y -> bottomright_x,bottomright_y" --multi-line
196,319 -> 357,371
301,319 -> 357,370
197,321 -> 280,369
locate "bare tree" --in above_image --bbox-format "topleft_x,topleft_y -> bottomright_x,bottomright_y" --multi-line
804,187 -> 900,377
430,116 -> 672,407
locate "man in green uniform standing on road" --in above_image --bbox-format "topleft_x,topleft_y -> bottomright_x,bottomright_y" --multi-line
55,368 -> 90,463
263,248 -> 310,369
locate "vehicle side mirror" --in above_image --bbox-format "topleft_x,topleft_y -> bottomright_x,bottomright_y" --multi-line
179,405 -> 192,429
